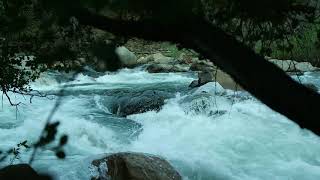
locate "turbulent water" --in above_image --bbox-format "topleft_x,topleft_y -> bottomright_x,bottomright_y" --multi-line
1,68 -> 320,180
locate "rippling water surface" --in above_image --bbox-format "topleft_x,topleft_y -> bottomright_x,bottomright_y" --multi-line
1,68 -> 320,180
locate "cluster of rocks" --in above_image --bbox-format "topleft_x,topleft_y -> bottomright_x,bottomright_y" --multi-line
267,58 -> 318,72
113,46 -> 320,91
114,47 -> 241,90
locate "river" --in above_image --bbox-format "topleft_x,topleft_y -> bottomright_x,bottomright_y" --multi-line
1,68 -> 320,180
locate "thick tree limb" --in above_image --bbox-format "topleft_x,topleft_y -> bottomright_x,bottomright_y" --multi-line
75,10 -> 320,135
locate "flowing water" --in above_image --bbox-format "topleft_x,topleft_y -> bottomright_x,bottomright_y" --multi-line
1,68 -> 320,180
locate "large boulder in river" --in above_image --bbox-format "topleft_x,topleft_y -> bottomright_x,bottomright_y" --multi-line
198,68 -> 215,85
190,68 -> 243,90
112,90 -> 172,117
115,46 -> 137,67
92,152 -> 182,180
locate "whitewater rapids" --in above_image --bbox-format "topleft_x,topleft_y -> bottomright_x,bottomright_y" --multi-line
0,68 -> 320,180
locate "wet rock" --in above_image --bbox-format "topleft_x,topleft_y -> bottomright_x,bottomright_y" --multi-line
172,64 -> 190,72
183,82 -> 226,116
214,70 -> 243,91
92,152 -> 182,180
0,164 -> 51,180
189,80 -> 199,88
295,62 -> 317,72
112,90 -> 172,117
269,59 -> 318,72
115,46 -> 137,67
146,64 -> 189,73
190,69 -> 242,91
138,53 -> 174,65
137,56 -> 150,64
190,61 -> 215,71
194,82 -> 225,95
153,53 -> 174,64
198,68 -> 215,86
146,64 -> 173,73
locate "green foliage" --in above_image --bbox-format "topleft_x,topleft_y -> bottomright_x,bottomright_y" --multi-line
202,0 -> 319,56
0,0 -> 120,100
270,24 -> 320,64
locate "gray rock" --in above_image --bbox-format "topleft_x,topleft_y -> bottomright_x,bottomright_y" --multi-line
115,46 -> 137,67
147,64 -> 173,73
198,68 -> 215,85
190,61 -> 215,71
138,53 -> 173,65
190,69 -> 242,91
214,69 -> 243,91
194,82 -> 225,95
137,56 -> 150,64
189,80 -> 199,88
147,64 -> 189,73
92,152 -> 182,180
269,59 -> 295,71
295,62 -> 317,72
112,90 -> 172,117
152,53 -> 174,64
172,64 -> 190,72
269,59 -> 317,72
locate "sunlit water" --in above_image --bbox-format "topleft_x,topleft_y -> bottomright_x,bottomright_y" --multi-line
1,68 -> 320,180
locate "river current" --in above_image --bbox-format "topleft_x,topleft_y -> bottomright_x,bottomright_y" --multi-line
0,68 -> 320,180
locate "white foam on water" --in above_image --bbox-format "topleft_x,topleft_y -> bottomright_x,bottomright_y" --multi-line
126,92 -> 320,180
1,69 -> 320,180
30,68 -> 196,92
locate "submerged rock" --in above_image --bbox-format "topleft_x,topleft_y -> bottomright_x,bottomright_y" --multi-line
91,152 -> 182,180
112,90 -> 172,117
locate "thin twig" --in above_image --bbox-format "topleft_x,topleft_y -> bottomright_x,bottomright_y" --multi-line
28,70 -> 81,164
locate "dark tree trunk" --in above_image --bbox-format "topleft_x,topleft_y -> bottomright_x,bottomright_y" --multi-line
75,10 -> 320,135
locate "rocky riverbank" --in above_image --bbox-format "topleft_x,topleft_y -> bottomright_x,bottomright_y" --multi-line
111,45 -> 319,91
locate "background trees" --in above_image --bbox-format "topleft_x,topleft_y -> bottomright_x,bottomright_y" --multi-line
1,0 -> 320,134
